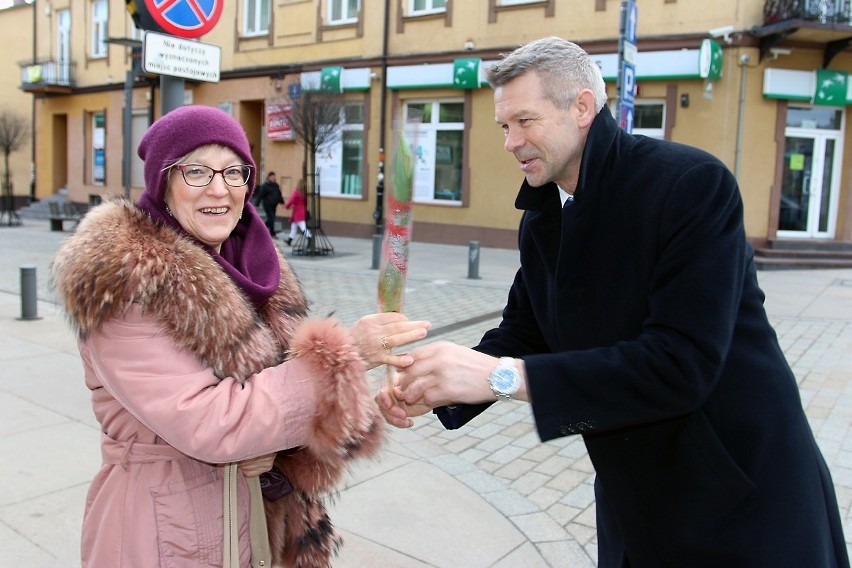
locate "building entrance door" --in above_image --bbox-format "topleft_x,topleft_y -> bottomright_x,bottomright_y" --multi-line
778,106 -> 844,238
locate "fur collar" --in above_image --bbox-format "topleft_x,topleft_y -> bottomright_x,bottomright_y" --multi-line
51,199 -> 307,381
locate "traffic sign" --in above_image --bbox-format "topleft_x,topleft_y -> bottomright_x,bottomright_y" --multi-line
145,0 -> 222,39
143,31 -> 221,83
620,104 -> 634,133
624,0 -> 638,44
619,61 -> 636,105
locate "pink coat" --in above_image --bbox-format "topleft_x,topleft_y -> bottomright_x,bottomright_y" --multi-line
51,200 -> 383,567
80,306 -> 316,566
284,189 -> 307,223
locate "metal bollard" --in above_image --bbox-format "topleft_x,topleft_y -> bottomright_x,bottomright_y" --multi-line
468,240 -> 481,279
371,234 -> 383,270
19,265 -> 40,321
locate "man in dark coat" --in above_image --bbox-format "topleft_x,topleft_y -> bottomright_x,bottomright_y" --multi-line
379,37 -> 849,567
256,171 -> 283,236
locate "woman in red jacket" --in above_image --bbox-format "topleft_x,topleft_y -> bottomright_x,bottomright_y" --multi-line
283,178 -> 311,246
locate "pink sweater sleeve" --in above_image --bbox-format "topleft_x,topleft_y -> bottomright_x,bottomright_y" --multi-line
82,305 -> 317,463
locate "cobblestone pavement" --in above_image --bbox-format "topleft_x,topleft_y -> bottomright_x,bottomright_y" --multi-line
1,219 -> 850,566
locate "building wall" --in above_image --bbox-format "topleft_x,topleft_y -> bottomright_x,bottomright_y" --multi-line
0,3 -> 35,203
21,0 -> 852,246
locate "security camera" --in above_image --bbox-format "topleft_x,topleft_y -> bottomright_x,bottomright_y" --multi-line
708,25 -> 735,43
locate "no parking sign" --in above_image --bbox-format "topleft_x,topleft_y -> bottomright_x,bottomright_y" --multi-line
130,0 -> 223,38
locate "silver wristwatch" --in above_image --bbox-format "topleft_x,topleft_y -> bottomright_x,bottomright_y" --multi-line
488,357 -> 520,399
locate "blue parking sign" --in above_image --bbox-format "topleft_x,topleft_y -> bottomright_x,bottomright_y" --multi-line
620,62 -> 635,104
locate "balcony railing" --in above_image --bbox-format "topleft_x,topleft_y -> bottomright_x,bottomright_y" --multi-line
19,58 -> 76,93
764,0 -> 852,24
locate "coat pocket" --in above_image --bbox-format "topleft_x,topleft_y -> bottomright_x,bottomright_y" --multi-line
151,468 -> 247,567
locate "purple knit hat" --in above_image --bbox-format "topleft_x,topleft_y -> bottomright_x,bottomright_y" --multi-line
136,105 -> 280,309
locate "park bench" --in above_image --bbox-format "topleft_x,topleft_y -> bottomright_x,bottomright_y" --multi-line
48,201 -> 83,231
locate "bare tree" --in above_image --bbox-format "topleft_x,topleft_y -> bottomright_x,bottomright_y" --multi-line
0,108 -> 29,225
285,86 -> 345,255
287,88 -> 346,186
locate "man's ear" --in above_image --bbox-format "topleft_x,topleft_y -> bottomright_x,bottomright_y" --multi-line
574,89 -> 597,128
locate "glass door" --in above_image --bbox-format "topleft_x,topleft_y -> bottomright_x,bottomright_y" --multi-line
778,106 -> 843,238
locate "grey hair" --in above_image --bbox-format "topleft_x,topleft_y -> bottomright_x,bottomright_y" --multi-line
485,36 -> 608,112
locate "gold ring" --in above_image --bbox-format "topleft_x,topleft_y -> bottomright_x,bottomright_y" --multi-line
380,336 -> 390,350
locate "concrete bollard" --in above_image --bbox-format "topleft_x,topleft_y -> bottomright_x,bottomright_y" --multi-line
468,241 -> 481,280
371,234 -> 383,270
19,265 -> 40,321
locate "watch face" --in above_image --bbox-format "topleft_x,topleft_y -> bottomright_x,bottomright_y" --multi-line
492,366 -> 519,393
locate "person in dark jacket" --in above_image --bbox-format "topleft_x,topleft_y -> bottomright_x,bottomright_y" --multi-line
257,171 -> 283,236
378,36 -> 850,567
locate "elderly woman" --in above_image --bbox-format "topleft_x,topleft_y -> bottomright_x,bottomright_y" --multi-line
51,105 -> 429,567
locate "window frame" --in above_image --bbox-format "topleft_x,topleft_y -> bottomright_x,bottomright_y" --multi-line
316,102 -> 366,198
90,111 -> 107,186
409,0 -> 447,16
243,0 -> 270,36
632,100 -> 666,139
90,0 -> 108,59
403,99 -> 465,205
328,0 -> 360,25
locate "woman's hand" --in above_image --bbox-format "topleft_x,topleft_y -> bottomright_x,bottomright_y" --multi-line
375,371 -> 433,428
238,453 -> 276,477
350,312 -> 430,370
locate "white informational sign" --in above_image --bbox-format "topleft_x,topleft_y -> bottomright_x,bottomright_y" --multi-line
143,31 -> 221,83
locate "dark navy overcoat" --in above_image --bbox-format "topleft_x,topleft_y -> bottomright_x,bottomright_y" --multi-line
440,108 -> 849,567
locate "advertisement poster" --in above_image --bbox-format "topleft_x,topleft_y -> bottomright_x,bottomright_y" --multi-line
267,103 -> 294,141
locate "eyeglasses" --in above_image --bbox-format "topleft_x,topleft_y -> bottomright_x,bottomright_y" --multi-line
174,164 -> 253,188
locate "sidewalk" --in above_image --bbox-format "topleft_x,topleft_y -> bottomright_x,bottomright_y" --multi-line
1,219 -> 850,567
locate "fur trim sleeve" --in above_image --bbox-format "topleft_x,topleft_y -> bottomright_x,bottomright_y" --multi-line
281,318 -> 383,493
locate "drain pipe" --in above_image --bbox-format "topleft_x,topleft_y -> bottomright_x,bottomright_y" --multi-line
372,0 -> 390,237
734,53 -> 751,180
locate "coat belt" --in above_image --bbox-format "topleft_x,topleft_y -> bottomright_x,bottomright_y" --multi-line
101,433 -> 187,470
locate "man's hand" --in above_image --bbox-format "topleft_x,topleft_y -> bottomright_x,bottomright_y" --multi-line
396,342 -> 529,406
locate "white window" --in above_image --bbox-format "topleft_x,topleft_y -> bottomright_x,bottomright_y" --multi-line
328,0 -> 360,25
56,9 -> 71,83
500,0 -> 539,5
410,0 -> 446,15
633,101 -> 665,139
243,0 -> 270,36
404,100 -> 464,203
316,104 -> 365,197
91,0 -> 108,58
91,111 -> 106,185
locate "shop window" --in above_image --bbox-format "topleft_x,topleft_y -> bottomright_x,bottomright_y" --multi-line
316,103 -> 365,197
404,100 -> 464,204
243,0 -> 270,36
91,0 -> 108,58
328,0 -> 360,24
633,101 -> 665,139
90,111 -> 106,185
410,0 -> 446,15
